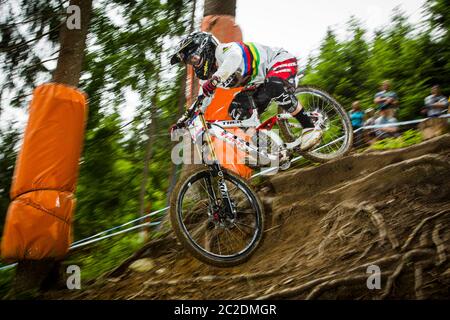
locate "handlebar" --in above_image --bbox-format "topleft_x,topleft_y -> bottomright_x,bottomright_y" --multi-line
175,94 -> 209,128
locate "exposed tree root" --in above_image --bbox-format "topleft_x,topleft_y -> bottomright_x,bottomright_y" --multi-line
366,206 -> 388,246
350,242 -> 376,267
306,272 -> 393,300
254,254 -> 402,300
380,249 -> 434,299
401,210 -> 449,251
123,204 -> 449,301
142,268 -> 290,288
255,273 -> 338,300
431,223 -> 447,266
358,202 -> 399,249
413,260 -> 434,300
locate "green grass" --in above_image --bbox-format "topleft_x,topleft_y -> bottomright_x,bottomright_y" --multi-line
64,233 -> 145,282
0,233 -> 148,296
0,267 -> 14,298
370,129 -> 423,151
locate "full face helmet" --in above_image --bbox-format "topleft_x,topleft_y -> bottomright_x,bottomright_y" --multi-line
170,32 -> 219,80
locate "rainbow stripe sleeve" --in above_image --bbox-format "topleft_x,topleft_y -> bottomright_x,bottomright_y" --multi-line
236,42 -> 260,81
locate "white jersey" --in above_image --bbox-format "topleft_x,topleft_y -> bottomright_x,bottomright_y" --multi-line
212,42 -> 295,87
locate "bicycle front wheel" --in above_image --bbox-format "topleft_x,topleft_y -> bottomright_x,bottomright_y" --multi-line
169,167 -> 264,267
278,86 -> 353,163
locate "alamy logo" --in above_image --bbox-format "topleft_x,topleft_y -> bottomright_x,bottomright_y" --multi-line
66,5 -> 81,30
366,265 -> 381,290
66,265 -> 81,290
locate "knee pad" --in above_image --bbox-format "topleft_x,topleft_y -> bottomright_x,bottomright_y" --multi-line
228,92 -> 254,120
265,77 -> 298,113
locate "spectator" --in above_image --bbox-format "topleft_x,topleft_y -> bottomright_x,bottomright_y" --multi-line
364,107 -> 377,126
362,107 -> 378,144
421,85 -> 449,117
349,101 -> 365,129
374,107 -> 399,139
374,80 -> 399,111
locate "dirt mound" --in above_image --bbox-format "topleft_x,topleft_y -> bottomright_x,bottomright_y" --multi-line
46,134 -> 450,300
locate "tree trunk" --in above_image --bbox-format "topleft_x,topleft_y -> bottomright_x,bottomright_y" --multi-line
52,0 -> 93,86
157,0 -> 198,229
138,69 -> 161,240
166,72 -> 187,205
137,115 -> 156,240
10,0 -> 92,298
185,0 -> 199,105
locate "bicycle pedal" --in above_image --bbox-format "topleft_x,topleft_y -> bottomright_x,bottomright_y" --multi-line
278,149 -> 291,171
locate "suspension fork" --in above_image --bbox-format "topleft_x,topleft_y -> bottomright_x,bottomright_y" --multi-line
199,113 -> 236,218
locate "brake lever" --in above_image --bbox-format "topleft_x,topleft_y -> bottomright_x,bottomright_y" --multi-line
176,94 -> 212,128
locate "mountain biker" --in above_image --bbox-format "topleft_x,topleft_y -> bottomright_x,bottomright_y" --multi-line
170,31 -> 323,151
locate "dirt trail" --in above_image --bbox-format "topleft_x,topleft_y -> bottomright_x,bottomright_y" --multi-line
48,134 -> 450,300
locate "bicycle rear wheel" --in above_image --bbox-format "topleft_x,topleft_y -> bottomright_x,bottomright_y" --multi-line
169,167 -> 264,267
278,86 -> 353,163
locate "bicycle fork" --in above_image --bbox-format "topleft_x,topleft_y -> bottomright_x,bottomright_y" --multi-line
199,114 -> 236,221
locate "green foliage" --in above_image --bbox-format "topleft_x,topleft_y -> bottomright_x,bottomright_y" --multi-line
0,0 -> 193,286
65,234 -> 144,281
0,267 -> 14,298
0,124 -> 20,232
370,129 -> 423,150
303,5 -> 449,120
70,0 -> 193,240
0,0 -> 62,107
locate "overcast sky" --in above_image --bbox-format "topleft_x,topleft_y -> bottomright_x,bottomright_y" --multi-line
1,0 -> 427,130
236,0 -> 426,61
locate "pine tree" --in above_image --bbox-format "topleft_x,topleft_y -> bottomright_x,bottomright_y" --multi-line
424,0 -> 450,93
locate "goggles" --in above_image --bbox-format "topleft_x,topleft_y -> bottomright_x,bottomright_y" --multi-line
181,52 -> 202,67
